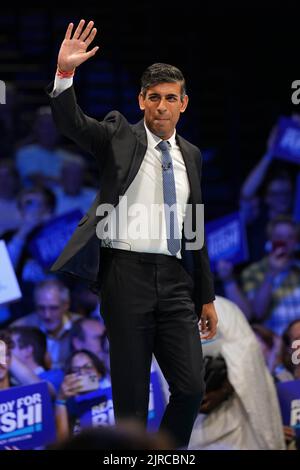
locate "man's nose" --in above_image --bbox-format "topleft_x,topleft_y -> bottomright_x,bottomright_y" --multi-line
42,309 -> 52,319
157,99 -> 167,112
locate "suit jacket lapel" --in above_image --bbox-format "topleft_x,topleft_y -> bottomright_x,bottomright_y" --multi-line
176,135 -> 202,204
121,119 -> 148,195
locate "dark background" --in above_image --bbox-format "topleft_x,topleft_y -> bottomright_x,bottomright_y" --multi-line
1,1 -> 299,218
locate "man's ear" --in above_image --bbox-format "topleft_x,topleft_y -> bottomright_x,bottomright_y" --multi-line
138,92 -> 145,111
180,94 -> 189,113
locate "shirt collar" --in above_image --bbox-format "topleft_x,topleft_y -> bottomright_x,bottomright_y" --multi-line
40,313 -> 73,339
144,121 -> 177,149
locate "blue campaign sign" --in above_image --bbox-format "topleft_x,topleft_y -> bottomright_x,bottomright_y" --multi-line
74,371 -> 166,432
0,382 -> 56,450
76,386 -> 115,429
28,209 -> 83,268
205,211 -> 248,271
276,380 -> 300,438
272,117 -> 300,164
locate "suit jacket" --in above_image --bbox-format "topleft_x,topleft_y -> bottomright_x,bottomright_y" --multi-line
47,83 -> 215,314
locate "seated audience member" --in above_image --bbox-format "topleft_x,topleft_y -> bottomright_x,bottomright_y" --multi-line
1,186 -> 57,320
274,319 -> 300,382
245,171 -> 294,262
13,280 -> 81,369
273,319 -> 300,449
0,159 -> 21,237
55,350 -> 110,441
8,326 -> 64,392
241,215 -> 300,335
70,318 -> 110,373
3,186 -> 56,278
0,330 -> 42,391
15,106 -> 72,187
240,123 -> 294,261
53,154 -> 96,216
188,296 -> 285,450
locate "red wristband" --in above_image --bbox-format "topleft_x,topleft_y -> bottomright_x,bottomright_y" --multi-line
56,66 -> 75,79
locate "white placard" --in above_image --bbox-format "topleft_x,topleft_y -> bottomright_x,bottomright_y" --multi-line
0,239 -> 22,305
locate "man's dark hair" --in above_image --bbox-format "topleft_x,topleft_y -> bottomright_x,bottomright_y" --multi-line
70,318 -> 107,352
8,326 -> 47,369
140,63 -> 186,100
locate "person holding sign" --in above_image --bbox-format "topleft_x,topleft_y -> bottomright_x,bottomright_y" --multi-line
47,19 -> 217,447
55,349 -> 109,441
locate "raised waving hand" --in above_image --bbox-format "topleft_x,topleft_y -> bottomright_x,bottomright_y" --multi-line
57,19 -> 99,72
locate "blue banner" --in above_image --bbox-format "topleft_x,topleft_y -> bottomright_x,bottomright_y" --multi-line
74,370 -> 166,432
0,382 -> 56,450
272,117 -> 300,164
28,209 -> 83,268
276,379 -> 300,438
77,386 -> 114,429
205,212 -> 248,271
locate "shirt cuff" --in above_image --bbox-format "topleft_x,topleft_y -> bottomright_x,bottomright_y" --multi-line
50,74 -> 73,98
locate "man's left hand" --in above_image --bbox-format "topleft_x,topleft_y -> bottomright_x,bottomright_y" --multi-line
199,302 -> 218,340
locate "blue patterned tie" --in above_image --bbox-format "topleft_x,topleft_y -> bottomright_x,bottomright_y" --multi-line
157,140 -> 181,255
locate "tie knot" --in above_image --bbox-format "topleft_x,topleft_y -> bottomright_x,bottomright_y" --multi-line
157,140 -> 170,152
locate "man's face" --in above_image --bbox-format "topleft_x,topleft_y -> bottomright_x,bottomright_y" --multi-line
81,320 -> 106,356
70,352 -> 99,378
74,320 -> 107,361
35,288 -> 68,336
265,179 -> 292,214
20,193 -> 49,221
138,82 -> 188,140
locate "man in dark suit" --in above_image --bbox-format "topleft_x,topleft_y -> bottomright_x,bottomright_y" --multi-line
47,19 -> 218,447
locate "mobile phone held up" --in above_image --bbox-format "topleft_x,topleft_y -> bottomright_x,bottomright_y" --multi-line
78,373 -> 99,392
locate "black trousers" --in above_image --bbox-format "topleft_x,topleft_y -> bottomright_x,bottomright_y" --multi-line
100,247 -> 205,448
